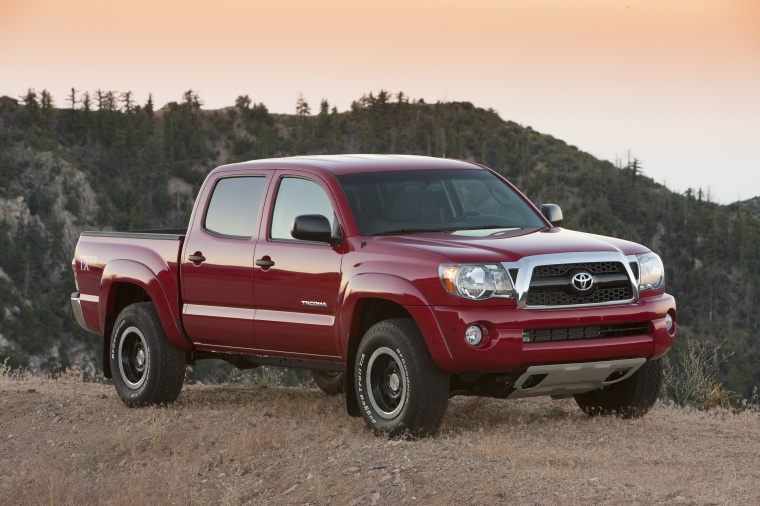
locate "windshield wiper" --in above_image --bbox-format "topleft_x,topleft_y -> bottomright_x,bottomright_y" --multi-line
455,225 -> 522,231
374,225 -> 522,236
373,228 -> 433,236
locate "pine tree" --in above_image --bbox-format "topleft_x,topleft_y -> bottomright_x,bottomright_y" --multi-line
144,94 -> 154,116
67,88 -> 78,109
20,88 -> 39,111
183,90 -> 202,109
40,89 -> 54,129
236,95 -> 252,110
296,93 -> 311,116
121,91 -> 135,113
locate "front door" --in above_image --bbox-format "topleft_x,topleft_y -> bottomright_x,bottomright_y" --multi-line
253,173 -> 344,357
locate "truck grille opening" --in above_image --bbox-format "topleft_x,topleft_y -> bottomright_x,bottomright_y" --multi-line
526,261 -> 633,307
531,262 -> 622,278
522,321 -> 651,343
527,287 -> 632,306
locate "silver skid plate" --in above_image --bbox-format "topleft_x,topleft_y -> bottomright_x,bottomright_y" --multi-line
508,358 -> 646,399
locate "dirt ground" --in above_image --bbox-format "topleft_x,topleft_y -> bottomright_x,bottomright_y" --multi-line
1,372 -> 759,506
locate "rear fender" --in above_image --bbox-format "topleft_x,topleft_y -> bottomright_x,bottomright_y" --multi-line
100,259 -> 192,350
339,273 -> 459,372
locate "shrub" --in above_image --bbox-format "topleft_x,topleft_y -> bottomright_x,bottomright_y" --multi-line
663,340 -> 736,410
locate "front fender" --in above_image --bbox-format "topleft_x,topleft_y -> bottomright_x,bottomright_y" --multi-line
339,273 -> 460,372
99,259 -> 192,350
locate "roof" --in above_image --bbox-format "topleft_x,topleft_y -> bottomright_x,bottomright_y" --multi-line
214,154 -> 485,176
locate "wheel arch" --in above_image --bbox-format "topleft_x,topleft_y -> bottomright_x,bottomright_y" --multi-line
339,273 -> 457,370
340,273 -> 460,417
99,260 -> 192,378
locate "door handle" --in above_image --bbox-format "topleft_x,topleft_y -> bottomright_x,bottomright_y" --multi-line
189,254 -> 206,263
256,258 -> 275,267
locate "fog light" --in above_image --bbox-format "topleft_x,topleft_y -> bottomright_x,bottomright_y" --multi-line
665,312 -> 676,335
465,325 -> 483,347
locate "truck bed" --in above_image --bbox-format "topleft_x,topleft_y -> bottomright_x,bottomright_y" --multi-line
81,228 -> 187,240
73,229 -> 186,338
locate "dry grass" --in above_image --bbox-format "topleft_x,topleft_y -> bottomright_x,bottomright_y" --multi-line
1,372 -> 759,505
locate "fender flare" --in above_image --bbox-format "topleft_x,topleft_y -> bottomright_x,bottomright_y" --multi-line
339,273 -> 459,372
99,259 -> 192,351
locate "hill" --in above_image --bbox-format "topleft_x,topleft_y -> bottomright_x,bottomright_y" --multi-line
0,89 -> 759,398
1,372 -> 759,505
742,196 -> 760,217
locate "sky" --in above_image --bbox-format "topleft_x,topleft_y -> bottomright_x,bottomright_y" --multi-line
1,0 -> 758,203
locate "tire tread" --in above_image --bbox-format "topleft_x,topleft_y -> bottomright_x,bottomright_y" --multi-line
357,318 -> 449,437
312,370 -> 345,396
574,358 -> 662,419
111,302 -> 185,406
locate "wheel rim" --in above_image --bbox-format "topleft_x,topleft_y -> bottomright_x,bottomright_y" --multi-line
118,326 -> 148,389
366,347 -> 407,419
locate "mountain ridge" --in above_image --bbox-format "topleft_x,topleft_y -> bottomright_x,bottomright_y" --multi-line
0,90 -> 758,397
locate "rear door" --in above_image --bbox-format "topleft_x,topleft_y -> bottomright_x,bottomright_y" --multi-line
181,171 -> 269,349
252,171 -> 344,357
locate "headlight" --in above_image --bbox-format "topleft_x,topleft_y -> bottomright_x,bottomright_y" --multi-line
439,263 -> 514,300
636,252 -> 665,291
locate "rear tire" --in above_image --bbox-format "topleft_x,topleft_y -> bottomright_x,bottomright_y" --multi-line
574,358 -> 662,419
355,318 -> 449,437
312,370 -> 345,395
110,302 -> 186,406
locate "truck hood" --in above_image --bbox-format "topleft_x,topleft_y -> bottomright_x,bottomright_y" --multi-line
370,227 -> 648,263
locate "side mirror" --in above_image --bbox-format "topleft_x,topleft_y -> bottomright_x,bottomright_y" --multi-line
540,204 -> 563,227
291,214 -> 341,246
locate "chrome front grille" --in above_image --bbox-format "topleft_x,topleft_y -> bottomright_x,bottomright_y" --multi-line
503,252 -> 640,309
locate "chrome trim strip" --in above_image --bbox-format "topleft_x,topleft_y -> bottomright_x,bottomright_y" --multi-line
256,309 -> 335,327
502,251 -> 638,310
70,292 -> 89,331
184,304 -> 255,320
80,293 -> 99,303
626,254 -> 641,285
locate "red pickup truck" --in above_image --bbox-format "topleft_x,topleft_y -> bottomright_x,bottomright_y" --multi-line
71,155 -> 676,436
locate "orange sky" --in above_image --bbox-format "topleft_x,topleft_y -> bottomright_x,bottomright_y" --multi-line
1,0 -> 758,201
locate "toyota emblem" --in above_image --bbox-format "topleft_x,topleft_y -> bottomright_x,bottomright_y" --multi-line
571,272 -> 594,291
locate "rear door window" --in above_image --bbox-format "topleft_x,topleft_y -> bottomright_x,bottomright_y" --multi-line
204,176 -> 267,238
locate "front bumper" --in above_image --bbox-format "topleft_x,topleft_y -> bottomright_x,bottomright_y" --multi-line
431,293 -> 676,373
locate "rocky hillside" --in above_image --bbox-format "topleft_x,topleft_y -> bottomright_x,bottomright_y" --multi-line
0,90 -> 759,398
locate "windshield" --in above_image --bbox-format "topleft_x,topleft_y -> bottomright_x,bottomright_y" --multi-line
336,169 -> 547,236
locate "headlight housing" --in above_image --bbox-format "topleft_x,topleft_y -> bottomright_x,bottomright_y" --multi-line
439,263 -> 515,300
636,252 -> 665,291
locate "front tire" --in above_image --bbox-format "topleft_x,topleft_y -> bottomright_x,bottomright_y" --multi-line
355,318 -> 449,437
110,302 -> 186,406
574,358 -> 663,418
